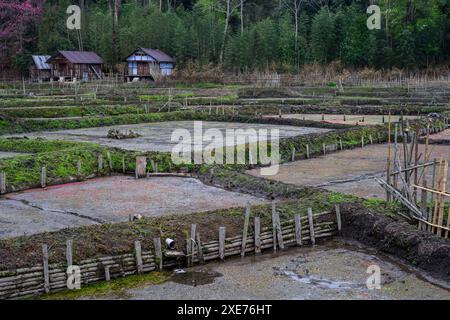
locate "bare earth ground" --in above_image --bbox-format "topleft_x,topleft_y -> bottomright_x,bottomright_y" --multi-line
428,128 -> 450,143
247,143 -> 450,199
81,239 -> 449,300
4,121 -> 331,152
0,176 -> 266,239
266,114 -> 420,126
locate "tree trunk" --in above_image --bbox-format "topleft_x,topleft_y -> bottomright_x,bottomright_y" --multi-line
219,0 -> 231,63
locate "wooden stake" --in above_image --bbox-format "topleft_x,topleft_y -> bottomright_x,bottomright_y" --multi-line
241,207 -> 250,257
437,160 -> 448,236
196,232 -> 204,264
271,202 -> 277,252
307,208 -> 316,245
219,227 -> 226,261
294,214 -> 302,246
153,238 -> 163,270
104,266 -> 111,281
77,160 -> 82,175
66,239 -> 73,267
134,241 -> 143,274
0,172 -> 6,194
432,158 -> 443,233
291,147 -> 295,161
42,244 -> 50,293
306,144 -> 310,159
98,154 -> 103,172
40,166 -> 46,188
190,224 -> 197,263
335,204 -> 342,233
254,216 -> 261,255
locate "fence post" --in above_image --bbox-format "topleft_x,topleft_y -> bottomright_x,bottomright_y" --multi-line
0,172 -> 6,194
42,244 -> 50,293
219,227 -> 226,261
241,207 -> 250,257
294,214 -> 302,246
291,147 -> 295,162
134,241 -> 143,274
306,144 -> 310,159
40,166 -> 46,188
190,224 -> 197,264
107,152 -> 113,171
196,233 -> 204,264
322,143 -> 326,155
335,204 -> 342,234
66,239 -> 73,267
153,238 -> 163,270
307,208 -> 316,245
76,160 -> 82,176
271,202 -> 277,252
254,216 -> 261,255
104,266 -> 111,281
98,154 -> 103,172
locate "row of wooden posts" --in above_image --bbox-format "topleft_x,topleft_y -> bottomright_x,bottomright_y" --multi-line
0,204 -> 342,299
0,152 -> 130,195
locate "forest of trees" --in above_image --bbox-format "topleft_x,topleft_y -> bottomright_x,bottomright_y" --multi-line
1,0 -> 450,74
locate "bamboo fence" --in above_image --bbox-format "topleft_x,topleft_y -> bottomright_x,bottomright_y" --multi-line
0,208 -> 339,299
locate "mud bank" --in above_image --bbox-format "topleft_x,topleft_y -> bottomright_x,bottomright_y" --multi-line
339,203 -> 450,282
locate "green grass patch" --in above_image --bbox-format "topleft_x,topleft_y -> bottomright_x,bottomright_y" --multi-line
40,271 -> 170,300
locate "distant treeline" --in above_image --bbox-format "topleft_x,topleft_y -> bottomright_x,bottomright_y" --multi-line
4,0 -> 450,74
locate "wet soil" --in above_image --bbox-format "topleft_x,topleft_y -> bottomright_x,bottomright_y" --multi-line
82,239 -> 450,300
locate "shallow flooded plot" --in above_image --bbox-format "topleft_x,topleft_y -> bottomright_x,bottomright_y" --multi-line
247,143 -> 450,199
4,121 -> 331,152
268,114 -> 420,126
92,239 -> 450,300
0,176 -> 266,239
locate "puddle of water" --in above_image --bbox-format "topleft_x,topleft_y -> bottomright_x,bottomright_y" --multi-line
169,269 -> 223,287
275,269 -> 362,290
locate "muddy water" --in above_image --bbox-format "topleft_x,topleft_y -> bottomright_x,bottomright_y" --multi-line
99,239 -> 449,300
0,151 -> 30,159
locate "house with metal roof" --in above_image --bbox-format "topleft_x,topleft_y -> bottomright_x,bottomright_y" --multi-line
46,50 -> 103,81
123,48 -> 175,81
30,55 -> 51,82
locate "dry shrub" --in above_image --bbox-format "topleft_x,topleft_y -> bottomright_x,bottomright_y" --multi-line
175,60 -> 224,83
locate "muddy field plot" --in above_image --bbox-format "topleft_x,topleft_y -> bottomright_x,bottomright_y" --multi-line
0,175 -> 266,239
4,121 -> 331,152
267,114 -> 420,126
86,239 -> 449,300
247,143 -> 450,199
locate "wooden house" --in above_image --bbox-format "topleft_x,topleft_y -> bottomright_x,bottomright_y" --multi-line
30,55 -> 51,82
124,48 -> 175,81
47,50 -> 103,81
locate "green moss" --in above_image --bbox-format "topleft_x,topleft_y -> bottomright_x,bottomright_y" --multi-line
40,271 -> 170,300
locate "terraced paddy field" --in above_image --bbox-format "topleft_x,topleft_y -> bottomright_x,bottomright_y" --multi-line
0,175 -> 267,239
247,143 -> 450,200
4,121 -> 332,152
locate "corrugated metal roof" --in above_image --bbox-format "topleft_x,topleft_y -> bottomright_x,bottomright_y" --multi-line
139,48 -> 175,63
49,51 -> 103,64
32,55 -> 51,70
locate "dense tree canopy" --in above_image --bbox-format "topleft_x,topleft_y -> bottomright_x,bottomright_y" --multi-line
1,0 -> 449,73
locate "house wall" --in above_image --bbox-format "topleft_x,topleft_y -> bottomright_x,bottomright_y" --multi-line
50,56 -> 101,81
